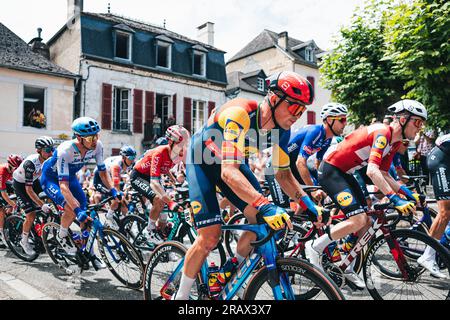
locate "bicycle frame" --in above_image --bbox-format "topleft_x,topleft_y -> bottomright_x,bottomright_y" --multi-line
161,223 -> 294,300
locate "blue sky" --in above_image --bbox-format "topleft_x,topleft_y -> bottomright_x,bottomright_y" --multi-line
0,0 -> 366,60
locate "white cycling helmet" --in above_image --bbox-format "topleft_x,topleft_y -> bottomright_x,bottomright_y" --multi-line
321,103 -> 348,119
388,100 -> 428,120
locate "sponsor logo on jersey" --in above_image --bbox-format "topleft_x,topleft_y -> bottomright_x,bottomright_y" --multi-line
224,120 -> 243,142
374,135 -> 388,150
336,191 -> 355,207
191,201 -> 202,215
303,145 -> 314,155
370,151 -> 382,159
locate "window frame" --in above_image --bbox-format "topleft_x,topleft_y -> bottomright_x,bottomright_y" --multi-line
156,40 -> 172,70
192,100 -> 207,133
112,87 -> 132,133
305,46 -> 314,63
257,78 -> 265,91
114,30 -> 133,62
22,85 -> 47,129
193,50 -> 207,77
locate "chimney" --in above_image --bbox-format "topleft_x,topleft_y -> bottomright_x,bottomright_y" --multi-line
278,31 -> 288,50
28,28 -> 50,60
67,0 -> 84,20
197,22 -> 215,46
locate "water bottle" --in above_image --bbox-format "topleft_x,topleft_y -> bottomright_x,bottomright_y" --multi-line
342,233 -> 359,253
207,262 -> 222,297
326,241 -> 342,263
217,257 -> 239,285
439,224 -> 450,249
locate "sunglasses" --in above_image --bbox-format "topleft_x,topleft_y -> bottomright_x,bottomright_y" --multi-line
43,147 -> 55,153
328,116 -> 347,124
285,100 -> 307,117
83,134 -> 99,143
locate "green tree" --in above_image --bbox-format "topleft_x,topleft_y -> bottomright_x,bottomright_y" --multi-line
320,0 -> 405,125
383,0 -> 450,130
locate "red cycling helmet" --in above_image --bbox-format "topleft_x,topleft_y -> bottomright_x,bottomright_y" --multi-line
266,71 -> 314,106
7,154 -> 23,169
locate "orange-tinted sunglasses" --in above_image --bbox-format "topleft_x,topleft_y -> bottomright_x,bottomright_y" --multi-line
328,116 -> 347,124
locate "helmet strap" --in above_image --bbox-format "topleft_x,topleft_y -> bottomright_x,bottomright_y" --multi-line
400,114 -> 411,140
326,119 -> 339,137
268,92 -> 286,129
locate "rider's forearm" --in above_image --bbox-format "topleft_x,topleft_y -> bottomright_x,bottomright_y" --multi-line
296,157 -> 314,186
382,171 -> 402,193
25,186 -> 44,207
275,169 -> 307,202
366,164 -> 395,195
221,163 -> 263,205
1,191 -> 15,207
99,170 -> 114,190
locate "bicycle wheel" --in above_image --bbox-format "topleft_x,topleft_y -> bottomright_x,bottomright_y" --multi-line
243,257 -> 345,300
4,215 -> 40,262
143,241 -> 204,300
42,222 -> 83,275
97,228 -> 144,290
364,229 -> 450,300
120,214 -> 149,249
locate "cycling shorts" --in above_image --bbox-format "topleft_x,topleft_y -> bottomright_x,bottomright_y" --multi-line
318,162 -> 368,218
186,132 -> 262,229
93,171 -> 110,195
40,174 -> 87,211
129,170 -> 157,203
13,179 -> 43,214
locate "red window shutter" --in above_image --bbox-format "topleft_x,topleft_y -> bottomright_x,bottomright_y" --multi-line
307,76 -> 315,92
111,148 -> 120,156
208,101 -> 216,117
307,111 -> 316,125
145,91 -> 155,123
184,97 -> 192,133
172,94 -> 177,121
101,83 -> 112,130
133,89 -> 143,134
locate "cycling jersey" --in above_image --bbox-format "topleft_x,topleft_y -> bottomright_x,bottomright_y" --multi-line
187,98 -> 290,229
94,156 -> 125,185
40,140 -> 106,210
13,154 -> 44,186
428,136 -> 450,200
134,145 -> 174,180
326,124 -> 401,174
0,164 -> 13,192
287,124 -> 332,162
42,140 -> 106,182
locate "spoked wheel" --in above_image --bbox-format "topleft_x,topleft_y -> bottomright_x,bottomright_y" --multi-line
243,257 -> 345,300
42,222 -> 80,275
143,241 -> 203,300
364,229 -> 450,300
120,214 -> 151,254
97,228 -> 144,290
4,215 -> 41,262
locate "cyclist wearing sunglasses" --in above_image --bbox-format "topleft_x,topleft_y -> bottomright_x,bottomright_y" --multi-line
266,103 -> 348,208
305,99 -> 428,289
92,145 -> 137,230
0,155 -> 23,247
173,71 -> 323,300
40,117 -> 119,262
12,137 -> 55,255
130,125 -> 191,246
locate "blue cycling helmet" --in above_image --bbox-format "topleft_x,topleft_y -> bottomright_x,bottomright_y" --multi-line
120,145 -> 137,159
72,117 -> 101,137
155,137 -> 169,146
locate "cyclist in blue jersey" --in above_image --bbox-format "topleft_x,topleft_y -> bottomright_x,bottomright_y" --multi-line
40,117 -> 121,260
266,103 -> 348,207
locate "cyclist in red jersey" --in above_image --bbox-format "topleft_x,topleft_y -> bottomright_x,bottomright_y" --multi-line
0,155 -> 23,246
130,125 -> 190,245
305,100 -> 428,289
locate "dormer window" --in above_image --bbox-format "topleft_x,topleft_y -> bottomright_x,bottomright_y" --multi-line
115,31 -> 132,60
305,46 -> 314,62
192,45 -> 208,77
156,35 -> 174,69
257,78 -> 265,91
113,24 -> 135,61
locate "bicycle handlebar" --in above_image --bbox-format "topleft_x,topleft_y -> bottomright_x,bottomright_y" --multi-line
250,228 -> 276,247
